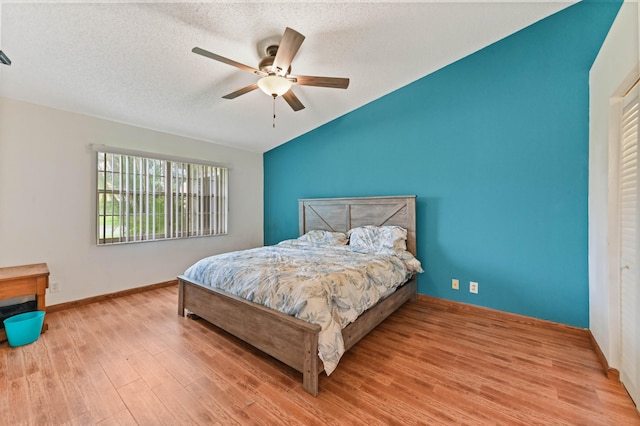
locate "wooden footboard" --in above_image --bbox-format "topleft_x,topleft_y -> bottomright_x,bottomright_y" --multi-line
178,274 -> 417,396
178,275 -> 322,395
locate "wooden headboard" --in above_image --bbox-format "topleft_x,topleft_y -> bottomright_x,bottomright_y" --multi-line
298,196 -> 417,255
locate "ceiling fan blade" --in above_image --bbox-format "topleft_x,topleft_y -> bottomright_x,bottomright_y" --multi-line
292,75 -> 350,89
282,90 -> 305,111
272,28 -> 305,75
192,47 -> 265,76
222,83 -> 259,99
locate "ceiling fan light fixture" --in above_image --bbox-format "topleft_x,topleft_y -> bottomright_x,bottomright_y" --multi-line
257,75 -> 292,97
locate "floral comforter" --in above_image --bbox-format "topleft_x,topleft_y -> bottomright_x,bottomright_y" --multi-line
183,240 -> 415,375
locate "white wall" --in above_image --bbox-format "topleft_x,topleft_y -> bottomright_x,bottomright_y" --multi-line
589,1 -> 639,367
0,97 -> 264,305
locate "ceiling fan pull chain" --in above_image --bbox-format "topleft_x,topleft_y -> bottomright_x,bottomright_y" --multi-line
272,95 -> 277,128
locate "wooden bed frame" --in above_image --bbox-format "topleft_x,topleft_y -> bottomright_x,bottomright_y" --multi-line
177,196 -> 418,396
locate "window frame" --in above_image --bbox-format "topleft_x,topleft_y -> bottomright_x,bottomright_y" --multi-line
95,146 -> 228,245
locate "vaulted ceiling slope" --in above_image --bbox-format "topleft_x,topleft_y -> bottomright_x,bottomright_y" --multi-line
0,1 -> 574,153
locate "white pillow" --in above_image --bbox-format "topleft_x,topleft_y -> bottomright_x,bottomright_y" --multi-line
298,230 -> 348,246
348,225 -> 407,252
394,250 -> 424,273
348,225 -> 423,273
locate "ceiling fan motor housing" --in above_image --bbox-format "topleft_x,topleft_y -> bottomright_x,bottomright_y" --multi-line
259,45 -> 291,75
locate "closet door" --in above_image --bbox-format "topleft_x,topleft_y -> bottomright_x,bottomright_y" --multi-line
619,84 -> 640,408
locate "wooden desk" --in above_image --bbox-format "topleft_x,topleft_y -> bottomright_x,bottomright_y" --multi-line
0,263 -> 49,342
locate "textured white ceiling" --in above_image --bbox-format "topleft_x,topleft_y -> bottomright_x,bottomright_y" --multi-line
0,1 -> 574,153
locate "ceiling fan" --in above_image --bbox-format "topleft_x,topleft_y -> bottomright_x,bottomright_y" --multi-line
192,27 -> 349,112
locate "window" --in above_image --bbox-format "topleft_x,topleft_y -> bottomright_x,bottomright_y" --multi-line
96,149 -> 228,245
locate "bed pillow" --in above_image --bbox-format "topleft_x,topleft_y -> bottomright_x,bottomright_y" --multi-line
394,250 -> 424,273
348,226 -> 423,273
347,225 -> 407,252
297,230 -> 349,246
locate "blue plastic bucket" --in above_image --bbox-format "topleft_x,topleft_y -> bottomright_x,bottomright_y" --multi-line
3,311 -> 45,347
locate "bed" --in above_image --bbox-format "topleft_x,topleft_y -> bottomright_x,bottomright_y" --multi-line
177,195 -> 419,396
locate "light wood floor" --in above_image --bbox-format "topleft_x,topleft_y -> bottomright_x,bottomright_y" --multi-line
1,285 -> 638,425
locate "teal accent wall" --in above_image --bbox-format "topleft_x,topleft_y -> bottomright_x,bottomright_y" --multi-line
263,1 -> 621,328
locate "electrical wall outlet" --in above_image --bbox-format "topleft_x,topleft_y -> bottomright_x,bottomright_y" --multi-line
452,279 -> 459,290
470,281 -> 478,294
50,281 -> 61,293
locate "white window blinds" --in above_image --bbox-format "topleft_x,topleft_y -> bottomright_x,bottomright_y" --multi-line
96,150 -> 228,245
